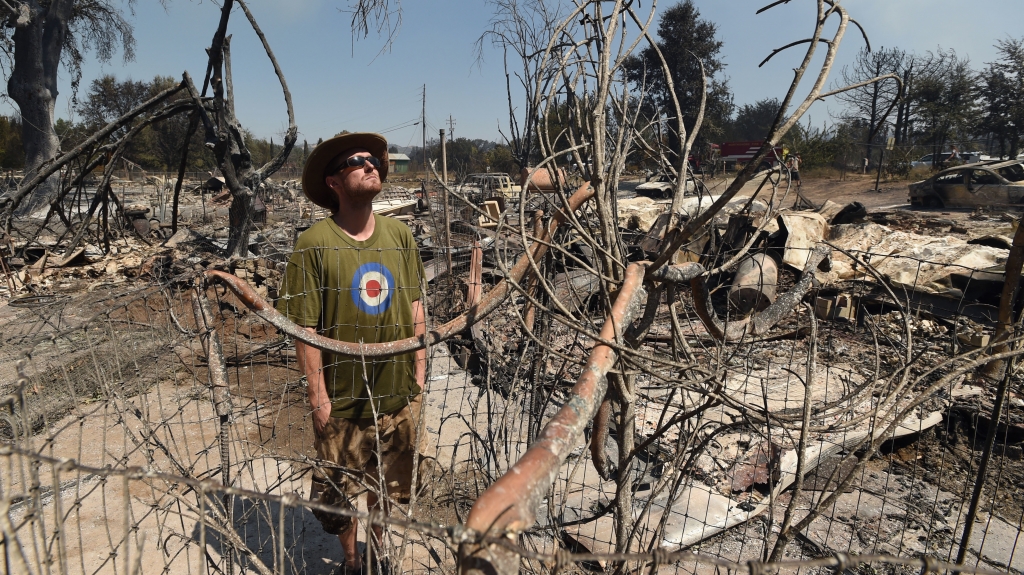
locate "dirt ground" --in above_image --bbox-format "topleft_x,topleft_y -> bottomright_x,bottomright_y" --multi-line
703,171 -> 913,212
620,171 -> 928,213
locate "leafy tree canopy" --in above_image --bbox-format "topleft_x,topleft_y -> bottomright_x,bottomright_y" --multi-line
623,0 -> 733,156
979,37 -> 1024,158
727,98 -> 781,141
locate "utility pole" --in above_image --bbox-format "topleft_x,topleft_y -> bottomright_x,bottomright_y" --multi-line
439,128 -> 451,270
440,128 -> 448,184
448,115 -> 456,140
421,84 -> 427,176
875,133 -> 894,192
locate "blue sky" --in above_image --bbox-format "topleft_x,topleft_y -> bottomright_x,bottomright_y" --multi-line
9,0 -> 1023,148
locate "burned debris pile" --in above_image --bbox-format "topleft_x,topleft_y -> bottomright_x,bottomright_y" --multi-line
442,179 -> 1022,567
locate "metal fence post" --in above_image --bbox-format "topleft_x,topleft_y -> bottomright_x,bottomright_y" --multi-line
192,285 -> 235,575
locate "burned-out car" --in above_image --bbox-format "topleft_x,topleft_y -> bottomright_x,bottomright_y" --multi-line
634,172 -> 696,199
908,159 -> 1024,208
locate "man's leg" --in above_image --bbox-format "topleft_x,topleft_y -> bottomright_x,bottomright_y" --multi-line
313,415 -> 372,572
339,519 -> 361,570
366,487 -> 385,568
357,397 -> 424,572
364,399 -> 421,571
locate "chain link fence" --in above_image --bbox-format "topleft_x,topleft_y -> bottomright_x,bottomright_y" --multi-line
2,183 -> 1023,575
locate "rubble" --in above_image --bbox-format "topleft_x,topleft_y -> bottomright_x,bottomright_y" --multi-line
618,194 -> 768,233
565,374 -> 975,553
828,222 -> 1008,295
778,212 -> 829,269
618,196 -> 668,231
372,186 -> 419,217
813,292 -> 855,322
4,161 -> 1024,574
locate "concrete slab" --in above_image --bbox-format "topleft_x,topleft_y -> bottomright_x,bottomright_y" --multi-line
969,516 -> 1024,572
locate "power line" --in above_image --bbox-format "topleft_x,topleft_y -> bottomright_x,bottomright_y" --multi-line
377,118 -> 420,134
323,91 -> 422,133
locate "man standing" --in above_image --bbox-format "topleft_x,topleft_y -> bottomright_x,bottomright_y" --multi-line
787,153 -> 802,191
945,145 -> 961,167
276,132 -> 426,574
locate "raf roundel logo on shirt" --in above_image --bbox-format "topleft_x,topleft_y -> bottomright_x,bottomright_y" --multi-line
350,262 -> 395,315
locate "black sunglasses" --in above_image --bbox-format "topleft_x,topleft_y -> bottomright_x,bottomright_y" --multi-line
343,155 -> 381,170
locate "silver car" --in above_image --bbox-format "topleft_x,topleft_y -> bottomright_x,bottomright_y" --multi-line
908,160 -> 1024,208
911,151 -> 987,169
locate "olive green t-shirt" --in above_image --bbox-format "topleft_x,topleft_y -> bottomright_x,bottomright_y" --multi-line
276,215 -> 425,419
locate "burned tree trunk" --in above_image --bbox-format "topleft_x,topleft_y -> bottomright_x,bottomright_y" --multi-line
3,0 -> 136,215
226,187 -> 257,257
6,0 -> 73,215
204,0 -> 297,258
206,3 -> 250,258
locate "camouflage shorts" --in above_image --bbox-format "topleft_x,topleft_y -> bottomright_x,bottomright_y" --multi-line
310,395 -> 424,535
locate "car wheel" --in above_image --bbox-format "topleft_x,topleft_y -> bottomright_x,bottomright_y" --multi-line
925,196 -> 944,208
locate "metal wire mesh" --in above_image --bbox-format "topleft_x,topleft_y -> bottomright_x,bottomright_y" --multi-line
1,186 -> 1022,575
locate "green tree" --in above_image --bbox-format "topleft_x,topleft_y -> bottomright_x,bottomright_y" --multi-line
912,49 -> 979,163
781,119 -> 842,170
78,75 -> 149,131
53,117 -> 91,153
979,38 -> 1024,158
834,47 -> 907,163
417,138 -> 514,180
77,74 -> 158,166
623,0 -> 733,160
0,116 -> 25,170
145,75 -> 197,171
728,98 -> 781,141
434,137 -> 491,179
537,95 -> 598,161
75,74 -> 212,172
891,52 -> 948,147
485,144 -> 517,176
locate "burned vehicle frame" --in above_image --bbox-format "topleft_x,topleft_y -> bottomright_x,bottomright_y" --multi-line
909,159 -> 1024,208
634,171 -> 704,199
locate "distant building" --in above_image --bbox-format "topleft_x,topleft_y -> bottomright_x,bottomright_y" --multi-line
389,153 -> 411,174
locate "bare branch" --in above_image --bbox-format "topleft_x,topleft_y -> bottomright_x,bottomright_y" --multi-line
758,38 -> 832,68
236,0 -> 297,180
1,79 -> 185,223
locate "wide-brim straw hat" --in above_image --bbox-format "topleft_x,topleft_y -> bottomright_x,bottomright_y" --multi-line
301,132 -> 389,210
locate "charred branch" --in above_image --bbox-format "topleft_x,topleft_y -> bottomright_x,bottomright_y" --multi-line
1,79 -> 185,226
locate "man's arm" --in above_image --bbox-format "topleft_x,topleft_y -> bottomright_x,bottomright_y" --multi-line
295,327 -> 332,436
412,299 -> 426,391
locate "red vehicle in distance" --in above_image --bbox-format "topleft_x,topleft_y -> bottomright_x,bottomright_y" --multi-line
714,141 -> 785,172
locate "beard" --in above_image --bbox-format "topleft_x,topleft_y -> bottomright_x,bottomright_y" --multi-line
341,175 -> 382,204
